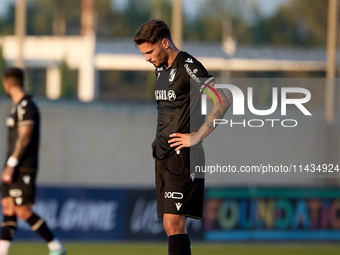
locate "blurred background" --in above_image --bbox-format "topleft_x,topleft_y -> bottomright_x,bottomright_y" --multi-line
0,0 -> 340,250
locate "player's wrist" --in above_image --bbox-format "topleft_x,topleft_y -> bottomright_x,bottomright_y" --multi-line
190,132 -> 202,146
7,156 -> 18,168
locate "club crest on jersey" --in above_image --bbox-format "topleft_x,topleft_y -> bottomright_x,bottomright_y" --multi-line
169,69 -> 177,84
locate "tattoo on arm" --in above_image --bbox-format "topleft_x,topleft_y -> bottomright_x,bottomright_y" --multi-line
11,125 -> 34,160
204,84 -> 231,129
194,82 -> 231,142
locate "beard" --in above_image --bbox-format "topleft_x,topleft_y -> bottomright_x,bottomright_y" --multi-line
155,49 -> 168,67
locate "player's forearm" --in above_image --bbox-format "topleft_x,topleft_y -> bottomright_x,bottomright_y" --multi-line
10,134 -> 31,161
195,100 -> 230,141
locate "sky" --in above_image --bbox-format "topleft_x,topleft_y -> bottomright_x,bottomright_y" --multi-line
0,0 -> 288,18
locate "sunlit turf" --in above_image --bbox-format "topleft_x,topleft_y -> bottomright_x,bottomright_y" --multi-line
8,242 -> 340,255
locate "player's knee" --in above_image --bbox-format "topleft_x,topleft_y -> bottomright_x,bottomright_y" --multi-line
1,207 -> 13,216
163,218 -> 185,236
1,198 -> 14,215
14,207 -> 32,221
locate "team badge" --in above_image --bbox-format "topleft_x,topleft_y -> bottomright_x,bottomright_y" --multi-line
169,69 -> 177,84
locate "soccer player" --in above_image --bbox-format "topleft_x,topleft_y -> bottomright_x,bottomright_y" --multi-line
133,20 -> 231,255
0,68 -> 66,255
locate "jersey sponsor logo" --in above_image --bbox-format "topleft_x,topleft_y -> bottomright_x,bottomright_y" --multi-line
15,197 -> 23,205
175,202 -> 183,211
184,64 -> 200,84
168,90 -> 176,101
164,192 -> 183,200
155,90 -> 177,101
6,117 -> 15,128
9,189 -> 22,197
193,69 -> 198,74
22,175 -> 31,185
169,69 -> 177,84
185,58 -> 193,63
155,90 -> 168,100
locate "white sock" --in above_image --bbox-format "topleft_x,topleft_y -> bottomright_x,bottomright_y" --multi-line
47,238 -> 62,251
0,240 -> 11,255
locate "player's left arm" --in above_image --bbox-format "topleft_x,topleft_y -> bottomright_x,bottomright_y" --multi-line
169,56 -> 231,150
2,124 -> 34,183
169,81 -> 230,151
2,101 -> 36,184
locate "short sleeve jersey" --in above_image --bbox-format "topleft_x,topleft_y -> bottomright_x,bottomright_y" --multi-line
6,95 -> 40,169
152,51 -> 215,160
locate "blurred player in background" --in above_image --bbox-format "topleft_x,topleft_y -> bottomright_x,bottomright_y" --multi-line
133,20 -> 230,255
0,68 -> 66,255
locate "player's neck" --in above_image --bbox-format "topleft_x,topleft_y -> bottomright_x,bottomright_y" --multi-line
11,89 -> 26,104
167,46 -> 180,67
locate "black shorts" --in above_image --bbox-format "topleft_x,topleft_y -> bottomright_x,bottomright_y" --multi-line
1,168 -> 37,206
155,146 -> 205,219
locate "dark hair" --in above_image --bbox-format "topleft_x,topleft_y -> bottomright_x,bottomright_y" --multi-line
2,67 -> 24,87
133,19 -> 172,45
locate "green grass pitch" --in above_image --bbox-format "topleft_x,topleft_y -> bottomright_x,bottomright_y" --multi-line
7,242 -> 340,255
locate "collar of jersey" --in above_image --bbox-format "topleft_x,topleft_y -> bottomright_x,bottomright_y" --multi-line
164,51 -> 183,71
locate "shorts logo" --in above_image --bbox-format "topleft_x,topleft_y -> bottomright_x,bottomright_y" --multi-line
164,192 -> 183,200
15,197 -> 23,205
23,175 -> 31,185
175,203 -> 182,211
190,173 -> 195,182
9,189 -> 22,197
168,90 -> 176,101
169,69 -> 177,84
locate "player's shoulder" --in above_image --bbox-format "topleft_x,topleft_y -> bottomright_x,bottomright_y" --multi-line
177,51 -> 201,66
19,95 -> 39,112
